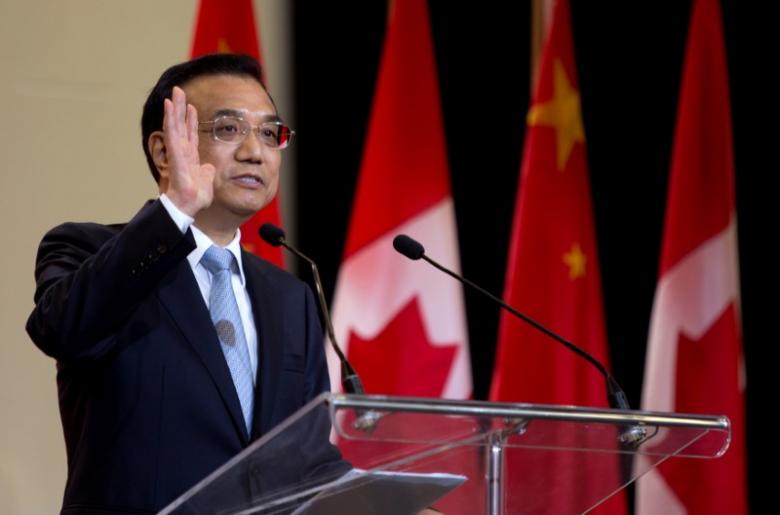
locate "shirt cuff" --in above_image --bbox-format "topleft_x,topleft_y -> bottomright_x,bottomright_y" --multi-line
159,193 -> 194,234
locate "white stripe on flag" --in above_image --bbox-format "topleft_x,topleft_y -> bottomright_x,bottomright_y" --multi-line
328,198 -> 471,399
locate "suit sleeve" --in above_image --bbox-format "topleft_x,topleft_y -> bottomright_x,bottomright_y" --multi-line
26,200 -> 196,362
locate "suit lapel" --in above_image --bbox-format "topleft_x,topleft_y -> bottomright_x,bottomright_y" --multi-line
243,254 -> 284,438
156,260 -> 249,443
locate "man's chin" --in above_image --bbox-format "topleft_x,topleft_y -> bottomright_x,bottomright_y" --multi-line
234,198 -> 274,221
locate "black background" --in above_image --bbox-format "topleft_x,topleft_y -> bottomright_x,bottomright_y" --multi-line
292,1 -> 771,509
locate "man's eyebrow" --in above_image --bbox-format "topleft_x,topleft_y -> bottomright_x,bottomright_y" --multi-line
213,108 -> 244,118
212,109 -> 281,122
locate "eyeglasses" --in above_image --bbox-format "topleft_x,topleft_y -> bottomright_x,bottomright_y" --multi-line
198,116 -> 295,149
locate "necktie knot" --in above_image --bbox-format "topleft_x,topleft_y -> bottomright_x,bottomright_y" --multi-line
201,245 -> 235,274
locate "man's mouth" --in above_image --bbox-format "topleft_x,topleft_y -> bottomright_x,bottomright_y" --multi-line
231,174 -> 265,188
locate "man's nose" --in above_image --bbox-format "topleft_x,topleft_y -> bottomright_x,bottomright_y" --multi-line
236,129 -> 266,162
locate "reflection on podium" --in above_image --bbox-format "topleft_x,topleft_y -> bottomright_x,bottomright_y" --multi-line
159,393 -> 730,515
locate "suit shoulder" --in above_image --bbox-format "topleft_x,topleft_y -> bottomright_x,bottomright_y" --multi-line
44,220 -> 123,244
38,221 -> 126,259
39,200 -> 170,254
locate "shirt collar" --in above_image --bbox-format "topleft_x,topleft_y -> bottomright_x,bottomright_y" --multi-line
188,225 -> 247,287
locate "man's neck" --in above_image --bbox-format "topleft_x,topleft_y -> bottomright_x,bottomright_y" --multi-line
193,215 -> 242,247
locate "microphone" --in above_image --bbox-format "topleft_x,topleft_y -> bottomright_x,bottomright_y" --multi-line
259,224 -> 365,396
392,235 -> 635,414
393,234 -> 647,445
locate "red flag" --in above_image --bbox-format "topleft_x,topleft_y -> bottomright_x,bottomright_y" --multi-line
328,0 -> 471,400
636,0 -> 748,513
327,8 -> 475,510
489,0 -> 626,512
190,0 -> 285,267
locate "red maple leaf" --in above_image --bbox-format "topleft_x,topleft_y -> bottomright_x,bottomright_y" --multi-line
346,297 -> 458,397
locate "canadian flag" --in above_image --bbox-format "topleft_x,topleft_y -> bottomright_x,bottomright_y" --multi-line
327,0 -> 471,401
636,0 -> 748,513
190,0 -> 285,268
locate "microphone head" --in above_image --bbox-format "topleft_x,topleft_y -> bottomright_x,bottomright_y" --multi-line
259,223 -> 286,247
393,234 -> 425,260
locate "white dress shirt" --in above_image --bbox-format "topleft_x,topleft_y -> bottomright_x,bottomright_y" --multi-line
159,194 -> 259,383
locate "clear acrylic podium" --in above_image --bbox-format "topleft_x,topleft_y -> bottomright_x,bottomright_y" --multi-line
159,393 -> 730,515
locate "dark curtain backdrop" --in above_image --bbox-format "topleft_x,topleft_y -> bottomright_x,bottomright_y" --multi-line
292,1 -> 770,510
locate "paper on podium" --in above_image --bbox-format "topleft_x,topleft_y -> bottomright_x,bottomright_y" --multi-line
291,468 -> 466,515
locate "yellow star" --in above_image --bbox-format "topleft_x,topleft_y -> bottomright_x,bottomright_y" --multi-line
217,38 -> 232,53
563,243 -> 586,280
527,59 -> 585,171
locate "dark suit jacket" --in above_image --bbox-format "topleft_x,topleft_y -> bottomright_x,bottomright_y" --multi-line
26,200 -> 346,515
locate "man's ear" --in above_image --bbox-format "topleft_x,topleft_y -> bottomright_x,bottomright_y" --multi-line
148,131 -> 169,181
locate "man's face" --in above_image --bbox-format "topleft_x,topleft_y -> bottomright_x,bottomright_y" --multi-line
182,74 -> 281,224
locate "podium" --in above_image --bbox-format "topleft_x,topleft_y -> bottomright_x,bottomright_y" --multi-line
159,393 -> 730,514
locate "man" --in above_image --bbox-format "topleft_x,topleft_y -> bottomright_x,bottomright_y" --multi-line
26,54 -> 345,514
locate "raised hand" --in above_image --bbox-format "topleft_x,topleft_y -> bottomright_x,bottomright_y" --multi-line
163,86 -> 215,217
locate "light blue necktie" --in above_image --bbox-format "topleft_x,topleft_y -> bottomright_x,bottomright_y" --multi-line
201,245 -> 254,433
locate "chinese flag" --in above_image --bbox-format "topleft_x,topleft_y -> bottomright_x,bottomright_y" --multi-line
489,0 -> 626,512
328,0 -> 471,401
636,0 -> 748,513
190,0 -> 285,268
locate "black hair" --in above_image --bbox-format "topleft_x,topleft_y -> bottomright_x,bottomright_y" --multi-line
141,53 -> 266,182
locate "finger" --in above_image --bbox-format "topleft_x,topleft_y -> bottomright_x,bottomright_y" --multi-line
163,94 -> 181,143
172,86 -> 186,131
163,97 -> 172,130
162,98 -> 177,154
187,103 -> 199,147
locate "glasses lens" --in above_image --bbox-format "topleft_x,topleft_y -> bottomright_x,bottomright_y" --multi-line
213,117 -> 246,142
258,122 -> 281,146
259,122 -> 295,149
277,125 -> 294,149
